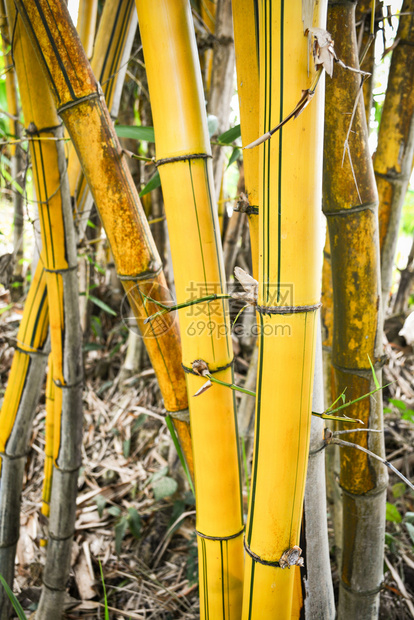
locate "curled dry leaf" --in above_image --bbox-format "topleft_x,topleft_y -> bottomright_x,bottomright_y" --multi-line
192,359 -> 210,377
192,360 -> 212,396
193,379 -> 212,397
279,545 -> 304,569
232,267 -> 258,305
309,27 -> 336,78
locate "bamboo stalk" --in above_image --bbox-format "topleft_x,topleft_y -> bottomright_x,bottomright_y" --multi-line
0,0 -> 24,284
68,0 -> 138,238
40,357 -> 55,531
207,0 -> 235,200
76,0 -> 98,60
6,8 -> 84,615
232,0 -> 259,274
374,0 -> 414,312
323,3 -> 387,618
0,261 -> 49,619
294,317 -> 335,619
241,2 -> 326,617
135,1 -> 244,616
13,0 -> 189,423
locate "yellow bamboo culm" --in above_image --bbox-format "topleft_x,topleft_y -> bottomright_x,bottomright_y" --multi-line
13,0 -> 188,416
76,0 -> 97,60
232,0 -> 260,275
242,2 -> 326,617
135,1 -> 244,617
40,356 -> 55,547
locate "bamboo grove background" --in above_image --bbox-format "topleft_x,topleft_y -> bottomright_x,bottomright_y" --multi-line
0,0 -> 413,618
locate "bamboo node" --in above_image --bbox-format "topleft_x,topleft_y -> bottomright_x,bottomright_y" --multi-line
53,378 -> 83,389
25,122 -> 63,135
234,192 -> 259,215
256,302 -> 321,315
154,153 -> 212,167
244,538 -> 304,569
195,526 -> 244,542
182,359 -> 233,376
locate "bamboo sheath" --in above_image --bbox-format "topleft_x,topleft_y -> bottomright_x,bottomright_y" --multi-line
13,0 -> 189,421
0,260 -> 49,619
241,2 -> 325,617
5,7 -> 85,615
375,0 -> 414,310
135,1 -> 244,616
232,0 -> 259,277
323,3 -> 387,619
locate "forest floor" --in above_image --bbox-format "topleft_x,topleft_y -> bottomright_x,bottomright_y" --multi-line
0,287 -> 414,620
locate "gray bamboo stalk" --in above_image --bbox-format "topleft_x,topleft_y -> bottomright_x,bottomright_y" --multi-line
207,0 -> 235,200
0,334 -> 49,619
37,128 -> 83,618
301,316 -> 335,619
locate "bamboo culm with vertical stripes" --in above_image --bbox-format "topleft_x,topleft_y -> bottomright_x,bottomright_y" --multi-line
241,2 -> 326,617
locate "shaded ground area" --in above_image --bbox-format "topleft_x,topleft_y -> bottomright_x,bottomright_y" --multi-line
0,290 -> 413,619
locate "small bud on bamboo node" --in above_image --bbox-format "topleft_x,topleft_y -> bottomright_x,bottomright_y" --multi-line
279,545 -> 304,569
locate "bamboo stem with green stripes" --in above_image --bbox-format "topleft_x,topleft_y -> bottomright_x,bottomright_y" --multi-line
0,260 -> 49,619
13,0 -> 192,465
135,1 -> 244,616
232,0 -> 259,274
5,6 -> 84,615
0,0 -> 24,283
241,2 -> 326,617
323,2 -> 387,618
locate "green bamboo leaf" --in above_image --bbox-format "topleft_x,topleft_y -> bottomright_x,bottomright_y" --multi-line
88,295 -> 117,316
227,147 -> 242,168
218,124 -> 241,144
367,355 -> 380,390
127,507 -> 142,539
165,415 -> 195,496
0,573 -> 27,620
99,560 -> 110,620
139,170 -> 161,197
115,124 -> 155,142
114,516 -> 128,554
386,502 -> 402,523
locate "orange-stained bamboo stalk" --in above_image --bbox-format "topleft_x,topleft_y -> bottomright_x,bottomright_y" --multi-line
13,0 -> 191,429
374,0 -> 414,311
323,3 -> 387,618
135,1 -> 244,616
